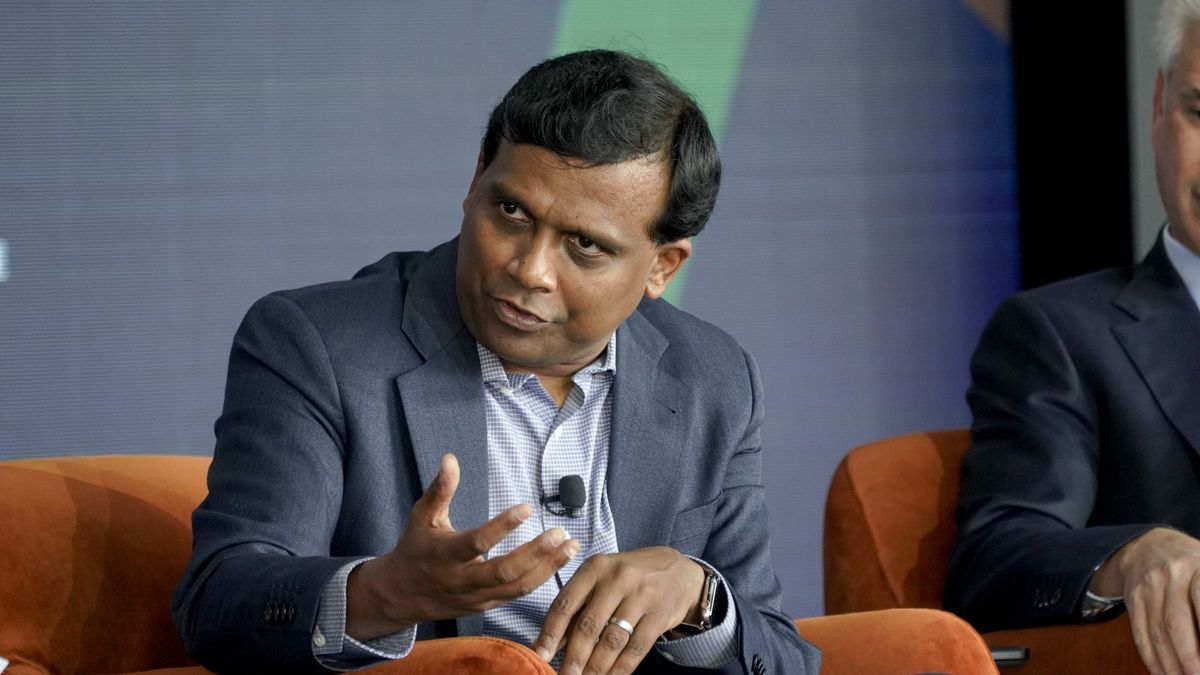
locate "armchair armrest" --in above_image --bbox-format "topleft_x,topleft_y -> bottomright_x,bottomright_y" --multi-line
372,637 -> 555,675
123,637 -> 555,675
795,608 -> 998,675
981,613 -> 1143,675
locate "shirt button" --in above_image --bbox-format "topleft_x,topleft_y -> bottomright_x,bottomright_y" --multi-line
313,630 -> 327,648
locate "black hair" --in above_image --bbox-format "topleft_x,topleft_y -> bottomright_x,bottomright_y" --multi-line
481,49 -> 721,244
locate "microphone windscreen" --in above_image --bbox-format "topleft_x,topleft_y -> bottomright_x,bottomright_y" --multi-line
559,474 -> 586,510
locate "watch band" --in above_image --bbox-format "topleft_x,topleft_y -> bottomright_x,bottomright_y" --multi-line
1081,558 -> 1125,621
678,563 -> 720,632
1081,589 -> 1125,620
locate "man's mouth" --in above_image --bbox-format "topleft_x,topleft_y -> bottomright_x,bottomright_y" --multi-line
492,297 -> 548,330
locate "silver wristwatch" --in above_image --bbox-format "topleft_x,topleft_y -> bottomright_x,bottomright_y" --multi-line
677,563 -> 720,633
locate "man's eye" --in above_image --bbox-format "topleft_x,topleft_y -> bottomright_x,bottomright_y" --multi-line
498,201 -> 526,219
573,235 -> 602,254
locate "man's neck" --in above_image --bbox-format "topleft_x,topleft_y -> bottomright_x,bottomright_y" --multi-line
536,374 -> 574,408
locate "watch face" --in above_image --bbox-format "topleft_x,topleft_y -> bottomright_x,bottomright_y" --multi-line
1080,593 -> 1124,620
697,568 -> 719,629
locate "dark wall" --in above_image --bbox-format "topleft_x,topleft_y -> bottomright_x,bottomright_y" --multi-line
1012,0 -> 1134,288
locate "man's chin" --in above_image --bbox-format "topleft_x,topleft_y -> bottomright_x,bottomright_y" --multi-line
477,335 -> 547,369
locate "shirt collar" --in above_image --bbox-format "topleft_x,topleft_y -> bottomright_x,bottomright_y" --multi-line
1163,225 -> 1200,312
476,331 -> 618,386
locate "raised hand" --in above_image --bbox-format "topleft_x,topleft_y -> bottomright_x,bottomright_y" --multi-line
346,454 -> 580,639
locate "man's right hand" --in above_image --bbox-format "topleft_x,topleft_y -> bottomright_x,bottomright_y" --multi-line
1091,527 -> 1200,675
346,453 -> 580,640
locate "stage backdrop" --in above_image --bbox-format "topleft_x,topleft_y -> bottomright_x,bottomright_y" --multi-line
0,0 -> 1018,619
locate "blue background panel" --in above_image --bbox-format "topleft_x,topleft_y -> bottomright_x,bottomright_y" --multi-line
0,1 -> 1016,620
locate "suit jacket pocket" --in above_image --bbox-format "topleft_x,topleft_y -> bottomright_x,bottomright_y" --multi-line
668,496 -> 720,556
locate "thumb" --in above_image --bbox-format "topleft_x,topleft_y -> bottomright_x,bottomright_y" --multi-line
416,453 -> 459,529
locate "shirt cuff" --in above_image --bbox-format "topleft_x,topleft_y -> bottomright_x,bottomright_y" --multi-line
312,557 -> 418,670
1079,556 -> 1126,621
654,557 -> 739,669
1080,571 -> 1124,622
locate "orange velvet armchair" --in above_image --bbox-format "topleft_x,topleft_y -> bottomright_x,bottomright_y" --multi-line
824,429 -> 1146,673
1,453 -> 997,674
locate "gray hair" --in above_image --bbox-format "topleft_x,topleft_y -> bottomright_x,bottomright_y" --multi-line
1157,0 -> 1200,76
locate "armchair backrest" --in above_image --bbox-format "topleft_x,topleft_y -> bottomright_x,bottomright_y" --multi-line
823,429 -> 969,614
0,455 -> 210,674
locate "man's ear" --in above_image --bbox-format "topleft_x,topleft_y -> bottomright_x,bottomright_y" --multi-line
645,238 -> 693,300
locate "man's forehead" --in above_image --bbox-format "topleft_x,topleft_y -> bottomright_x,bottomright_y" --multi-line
486,143 -> 667,194
490,139 -> 665,171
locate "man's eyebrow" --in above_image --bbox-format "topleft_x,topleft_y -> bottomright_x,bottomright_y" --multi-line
1183,87 -> 1200,102
491,181 -> 544,212
489,179 -> 531,199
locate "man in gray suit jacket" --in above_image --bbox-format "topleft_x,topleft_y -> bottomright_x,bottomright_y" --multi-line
172,50 -> 818,675
947,2 -> 1200,674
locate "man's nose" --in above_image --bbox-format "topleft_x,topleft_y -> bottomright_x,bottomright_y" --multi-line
506,237 -> 556,292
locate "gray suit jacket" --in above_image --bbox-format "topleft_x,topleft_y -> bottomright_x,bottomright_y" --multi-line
946,237 -> 1200,631
172,239 -> 819,674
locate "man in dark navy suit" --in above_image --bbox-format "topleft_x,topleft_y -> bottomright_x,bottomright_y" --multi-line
948,3 -> 1200,674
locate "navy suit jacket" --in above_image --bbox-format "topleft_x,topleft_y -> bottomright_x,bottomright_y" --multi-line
172,239 -> 819,674
946,237 -> 1200,631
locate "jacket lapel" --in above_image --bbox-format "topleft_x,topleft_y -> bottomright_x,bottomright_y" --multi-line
607,304 -> 688,553
1113,238 -> 1200,455
393,239 -> 488,637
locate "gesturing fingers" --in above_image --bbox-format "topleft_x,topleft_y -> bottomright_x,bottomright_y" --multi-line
413,454 -> 461,528
460,527 -> 580,601
451,503 -> 534,561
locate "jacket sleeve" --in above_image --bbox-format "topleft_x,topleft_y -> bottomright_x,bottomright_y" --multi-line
646,348 -> 820,674
944,295 -> 1150,632
172,292 -> 362,673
